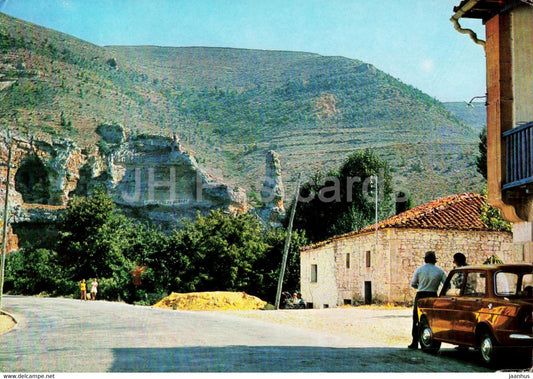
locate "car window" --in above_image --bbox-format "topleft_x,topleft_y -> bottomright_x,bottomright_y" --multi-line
520,273 -> 533,298
444,272 -> 464,296
495,272 -> 518,296
463,272 -> 486,297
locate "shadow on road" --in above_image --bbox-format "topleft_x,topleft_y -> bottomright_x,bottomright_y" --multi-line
109,345 -> 501,372
438,347 -> 532,372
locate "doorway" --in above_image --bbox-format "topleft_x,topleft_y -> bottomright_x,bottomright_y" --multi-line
364,281 -> 372,305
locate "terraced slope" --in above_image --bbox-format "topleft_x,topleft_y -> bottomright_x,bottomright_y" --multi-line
0,12 -> 484,207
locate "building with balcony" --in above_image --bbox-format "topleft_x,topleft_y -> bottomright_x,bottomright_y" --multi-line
451,0 -> 533,257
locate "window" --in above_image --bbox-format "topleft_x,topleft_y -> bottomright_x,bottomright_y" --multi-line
444,272 -> 464,296
495,272 -> 518,296
346,253 -> 350,269
521,274 -> 533,297
366,251 -> 371,267
463,272 -> 486,297
311,264 -> 318,283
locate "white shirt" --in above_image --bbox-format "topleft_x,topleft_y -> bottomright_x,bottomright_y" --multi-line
411,263 -> 446,293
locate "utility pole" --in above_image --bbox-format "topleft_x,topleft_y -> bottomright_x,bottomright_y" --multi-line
373,174 -> 378,250
274,173 -> 301,310
0,133 -> 13,310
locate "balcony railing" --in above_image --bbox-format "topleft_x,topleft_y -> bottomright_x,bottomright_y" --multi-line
502,121 -> 533,190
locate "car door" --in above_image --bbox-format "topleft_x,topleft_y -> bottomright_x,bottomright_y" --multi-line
454,271 -> 487,346
429,271 -> 464,342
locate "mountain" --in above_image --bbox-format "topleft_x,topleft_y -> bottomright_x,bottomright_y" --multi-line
444,102 -> 486,131
0,12 -> 484,209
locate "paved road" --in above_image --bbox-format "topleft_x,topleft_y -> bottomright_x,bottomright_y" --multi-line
0,295 -> 507,372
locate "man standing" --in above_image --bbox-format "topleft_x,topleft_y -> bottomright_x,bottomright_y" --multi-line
408,251 -> 446,349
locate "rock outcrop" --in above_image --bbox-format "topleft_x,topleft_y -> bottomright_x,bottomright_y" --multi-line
258,150 -> 285,226
99,130 -> 248,226
0,128 -> 248,250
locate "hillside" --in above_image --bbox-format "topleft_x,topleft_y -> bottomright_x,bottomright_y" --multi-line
0,12 -> 484,209
444,101 -> 486,131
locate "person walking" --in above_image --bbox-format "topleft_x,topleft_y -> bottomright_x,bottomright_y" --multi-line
90,278 -> 98,301
80,279 -> 87,301
408,251 -> 446,349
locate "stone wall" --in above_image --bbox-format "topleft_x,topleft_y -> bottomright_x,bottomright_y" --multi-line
301,227 -> 516,307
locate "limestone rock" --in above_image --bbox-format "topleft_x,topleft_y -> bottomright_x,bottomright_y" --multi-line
105,133 -> 247,226
259,150 -> 285,225
0,130 -> 249,247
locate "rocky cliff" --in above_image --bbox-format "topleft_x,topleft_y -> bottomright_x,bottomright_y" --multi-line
0,127 -> 255,251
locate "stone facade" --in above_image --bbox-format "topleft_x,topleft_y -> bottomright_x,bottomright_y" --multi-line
301,228 -> 515,308
300,193 -> 518,308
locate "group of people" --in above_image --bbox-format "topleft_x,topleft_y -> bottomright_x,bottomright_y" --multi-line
408,251 -> 467,350
79,278 -> 99,301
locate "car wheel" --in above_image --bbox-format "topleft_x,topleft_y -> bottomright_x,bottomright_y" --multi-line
479,331 -> 498,366
419,318 -> 441,353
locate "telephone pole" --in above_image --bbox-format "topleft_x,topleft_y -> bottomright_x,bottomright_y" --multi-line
0,133 -> 13,310
274,173 -> 301,310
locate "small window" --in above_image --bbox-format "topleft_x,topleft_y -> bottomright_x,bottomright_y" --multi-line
463,272 -> 486,297
311,264 -> 318,283
344,299 -> 352,305
366,251 -> 371,267
346,253 -> 350,269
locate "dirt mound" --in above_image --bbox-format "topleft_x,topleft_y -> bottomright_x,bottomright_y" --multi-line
153,291 -> 267,311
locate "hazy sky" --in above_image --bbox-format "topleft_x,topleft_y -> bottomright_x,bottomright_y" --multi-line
0,0 -> 487,102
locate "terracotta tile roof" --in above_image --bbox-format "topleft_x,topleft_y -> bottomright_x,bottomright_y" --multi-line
301,193 -> 502,251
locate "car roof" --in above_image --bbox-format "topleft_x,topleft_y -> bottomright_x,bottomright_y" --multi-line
454,263 -> 533,271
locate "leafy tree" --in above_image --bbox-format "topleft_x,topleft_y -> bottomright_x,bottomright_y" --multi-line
476,125 -> 487,180
291,149 -> 394,242
166,210 -> 269,294
395,191 -> 413,215
55,189 -> 133,280
5,247 -> 75,296
480,201 -> 512,232
252,228 -> 308,304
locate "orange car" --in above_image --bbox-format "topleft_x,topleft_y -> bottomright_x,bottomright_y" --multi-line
417,264 -> 533,366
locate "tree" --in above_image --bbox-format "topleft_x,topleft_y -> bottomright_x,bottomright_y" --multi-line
5,247 -> 75,296
291,149 -> 394,242
395,191 -> 413,215
55,189 -> 133,280
480,201 -> 512,232
252,228 -> 308,304
165,210 -> 270,294
476,125 -> 487,180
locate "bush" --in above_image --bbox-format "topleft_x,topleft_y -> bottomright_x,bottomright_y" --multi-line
5,248 -> 74,296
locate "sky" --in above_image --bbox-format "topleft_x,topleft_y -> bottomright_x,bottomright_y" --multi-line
0,0 -> 488,102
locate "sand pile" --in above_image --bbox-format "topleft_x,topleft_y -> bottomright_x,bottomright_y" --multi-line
153,291 -> 267,311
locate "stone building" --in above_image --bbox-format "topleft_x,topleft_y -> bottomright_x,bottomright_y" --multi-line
300,193 -> 520,308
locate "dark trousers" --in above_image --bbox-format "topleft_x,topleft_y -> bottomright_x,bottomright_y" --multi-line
411,291 -> 437,345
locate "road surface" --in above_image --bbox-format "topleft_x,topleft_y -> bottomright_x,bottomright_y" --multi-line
0,295 -> 515,372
